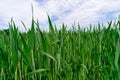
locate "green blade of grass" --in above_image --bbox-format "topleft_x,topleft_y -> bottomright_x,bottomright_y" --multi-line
115,39 -> 120,70
25,69 -> 47,76
48,15 -> 55,34
42,51 -> 56,62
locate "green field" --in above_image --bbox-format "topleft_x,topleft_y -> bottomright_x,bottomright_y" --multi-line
0,16 -> 120,80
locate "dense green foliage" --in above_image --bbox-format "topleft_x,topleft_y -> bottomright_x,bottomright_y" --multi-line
0,17 -> 120,80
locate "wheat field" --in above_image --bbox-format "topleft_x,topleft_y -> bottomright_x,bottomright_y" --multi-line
0,16 -> 120,80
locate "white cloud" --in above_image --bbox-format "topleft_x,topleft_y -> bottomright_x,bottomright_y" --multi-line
0,0 -> 47,31
0,0 -> 120,31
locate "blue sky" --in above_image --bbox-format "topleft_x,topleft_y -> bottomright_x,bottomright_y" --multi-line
0,0 -> 120,31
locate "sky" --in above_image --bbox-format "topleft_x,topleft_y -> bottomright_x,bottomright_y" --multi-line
0,0 -> 120,31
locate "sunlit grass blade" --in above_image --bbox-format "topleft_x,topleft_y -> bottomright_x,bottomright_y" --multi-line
25,69 -> 47,76
115,39 -> 120,70
42,51 -> 56,62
